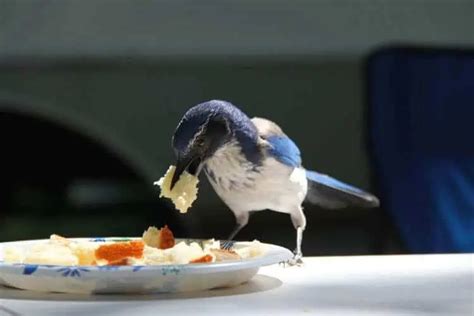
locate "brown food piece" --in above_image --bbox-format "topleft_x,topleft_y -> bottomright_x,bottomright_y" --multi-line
95,240 -> 144,263
210,248 -> 241,262
190,254 -> 213,263
142,225 -> 175,250
159,225 -> 175,249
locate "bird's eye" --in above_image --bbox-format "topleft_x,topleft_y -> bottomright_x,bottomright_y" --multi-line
195,136 -> 205,147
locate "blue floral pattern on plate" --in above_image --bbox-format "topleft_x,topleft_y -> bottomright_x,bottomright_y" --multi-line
91,238 -> 106,242
161,266 -> 181,276
57,267 -> 90,277
132,266 -> 145,272
97,265 -> 121,271
23,265 -> 39,275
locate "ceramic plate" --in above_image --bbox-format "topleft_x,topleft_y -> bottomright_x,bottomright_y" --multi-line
0,238 -> 292,294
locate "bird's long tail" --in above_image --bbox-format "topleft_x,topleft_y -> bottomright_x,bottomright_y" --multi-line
305,170 -> 379,208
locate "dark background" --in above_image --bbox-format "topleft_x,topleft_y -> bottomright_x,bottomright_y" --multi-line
0,1 -> 472,255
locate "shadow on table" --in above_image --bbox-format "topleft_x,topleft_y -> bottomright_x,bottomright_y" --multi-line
0,274 -> 282,302
0,305 -> 21,316
294,272 -> 473,315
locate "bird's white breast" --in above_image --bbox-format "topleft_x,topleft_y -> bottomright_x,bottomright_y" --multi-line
204,142 -> 308,214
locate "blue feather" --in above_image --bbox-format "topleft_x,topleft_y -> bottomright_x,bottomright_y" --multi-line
267,135 -> 302,167
305,170 -> 380,208
306,171 -> 367,194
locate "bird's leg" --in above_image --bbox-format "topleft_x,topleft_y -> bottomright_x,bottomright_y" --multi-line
287,207 -> 306,266
227,223 -> 245,241
292,226 -> 304,265
222,211 -> 249,249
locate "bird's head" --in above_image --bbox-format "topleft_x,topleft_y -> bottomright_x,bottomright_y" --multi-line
170,100 -> 237,189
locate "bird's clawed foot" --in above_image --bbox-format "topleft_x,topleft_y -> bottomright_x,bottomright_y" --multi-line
284,225 -> 305,266
283,250 -> 304,267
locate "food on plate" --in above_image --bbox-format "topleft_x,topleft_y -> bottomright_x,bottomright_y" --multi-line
154,165 -> 199,213
190,254 -> 213,263
3,226 -> 265,266
142,225 -> 175,249
95,240 -> 145,263
210,248 -> 241,261
11,243 -> 78,266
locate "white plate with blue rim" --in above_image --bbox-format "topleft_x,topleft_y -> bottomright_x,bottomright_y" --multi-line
0,238 -> 292,294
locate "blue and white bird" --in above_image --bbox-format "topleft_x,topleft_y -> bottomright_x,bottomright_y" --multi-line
170,100 -> 379,263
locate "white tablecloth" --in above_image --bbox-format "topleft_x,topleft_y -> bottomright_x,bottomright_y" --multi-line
1,254 -> 472,316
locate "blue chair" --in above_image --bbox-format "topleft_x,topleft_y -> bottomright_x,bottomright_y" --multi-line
367,47 -> 474,253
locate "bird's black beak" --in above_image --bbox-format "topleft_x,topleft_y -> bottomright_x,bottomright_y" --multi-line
170,153 -> 202,191
170,115 -> 230,190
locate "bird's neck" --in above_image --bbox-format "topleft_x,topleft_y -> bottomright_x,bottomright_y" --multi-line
226,116 -> 262,165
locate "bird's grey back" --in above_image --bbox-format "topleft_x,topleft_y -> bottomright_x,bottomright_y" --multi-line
251,117 -> 286,138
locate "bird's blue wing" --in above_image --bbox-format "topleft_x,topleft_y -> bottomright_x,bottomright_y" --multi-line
305,170 -> 379,208
266,135 -> 302,167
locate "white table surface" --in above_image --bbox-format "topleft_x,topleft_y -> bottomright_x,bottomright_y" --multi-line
0,254 -> 472,316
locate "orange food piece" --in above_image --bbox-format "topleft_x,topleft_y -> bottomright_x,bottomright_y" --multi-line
107,258 -> 129,266
190,254 -> 213,264
95,240 -> 144,263
159,225 -> 175,249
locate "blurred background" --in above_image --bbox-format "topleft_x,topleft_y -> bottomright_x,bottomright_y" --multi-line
0,1 -> 473,256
